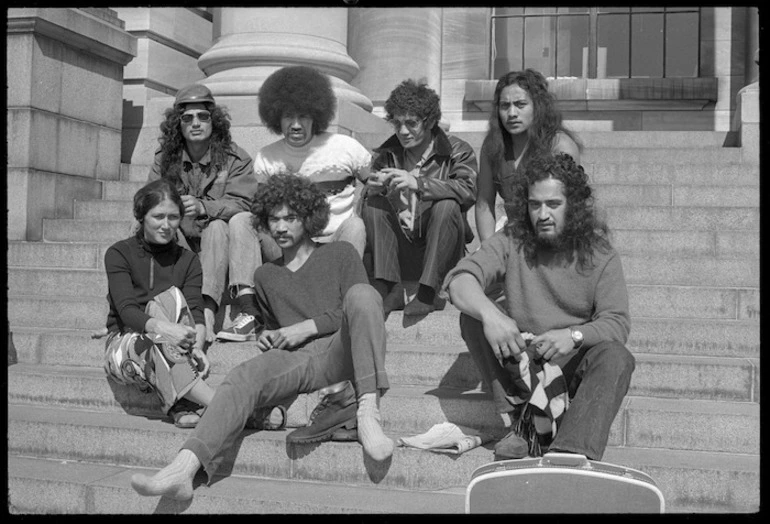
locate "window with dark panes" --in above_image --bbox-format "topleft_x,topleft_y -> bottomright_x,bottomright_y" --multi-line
490,7 -> 700,79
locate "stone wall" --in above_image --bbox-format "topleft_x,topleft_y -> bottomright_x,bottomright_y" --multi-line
7,8 -> 135,240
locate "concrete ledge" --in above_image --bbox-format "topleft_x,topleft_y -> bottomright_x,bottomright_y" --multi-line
8,8 -> 135,65
465,77 -> 718,110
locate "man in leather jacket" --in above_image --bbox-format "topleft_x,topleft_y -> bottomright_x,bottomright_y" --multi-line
361,79 -> 478,316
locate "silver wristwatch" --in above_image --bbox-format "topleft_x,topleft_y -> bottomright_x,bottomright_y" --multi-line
570,327 -> 584,350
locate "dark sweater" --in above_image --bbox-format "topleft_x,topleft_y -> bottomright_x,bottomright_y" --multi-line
253,241 -> 368,337
104,235 -> 205,333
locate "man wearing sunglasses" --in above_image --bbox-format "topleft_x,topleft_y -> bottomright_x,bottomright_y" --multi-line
148,83 -> 260,343
361,79 -> 478,317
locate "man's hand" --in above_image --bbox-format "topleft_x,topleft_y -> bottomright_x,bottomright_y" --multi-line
256,320 -> 317,351
531,328 -> 576,361
191,346 -> 211,378
181,194 -> 205,218
381,167 -> 419,192
192,324 -> 210,378
481,309 -> 528,365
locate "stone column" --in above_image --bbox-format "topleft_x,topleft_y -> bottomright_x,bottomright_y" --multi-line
439,8 -> 492,131
7,8 -> 136,240
113,7 -> 212,164
348,8 -> 443,117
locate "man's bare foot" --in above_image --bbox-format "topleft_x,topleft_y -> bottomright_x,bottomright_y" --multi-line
130,449 -> 200,500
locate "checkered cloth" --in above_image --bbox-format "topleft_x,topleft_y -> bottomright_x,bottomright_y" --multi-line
503,348 -> 570,455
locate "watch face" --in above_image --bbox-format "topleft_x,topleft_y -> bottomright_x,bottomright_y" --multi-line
572,329 -> 583,343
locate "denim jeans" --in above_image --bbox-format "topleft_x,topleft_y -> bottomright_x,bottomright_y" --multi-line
227,212 -> 282,289
182,283 -> 389,480
460,313 -> 635,460
177,219 -> 229,306
317,213 -> 366,258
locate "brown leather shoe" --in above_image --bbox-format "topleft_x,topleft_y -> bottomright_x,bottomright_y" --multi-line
287,381 -> 357,444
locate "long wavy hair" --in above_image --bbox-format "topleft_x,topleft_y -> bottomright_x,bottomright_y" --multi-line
482,69 -> 582,176
156,104 -> 233,187
251,173 -> 330,238
258,66 -> 337,136
505,153 -> 610,272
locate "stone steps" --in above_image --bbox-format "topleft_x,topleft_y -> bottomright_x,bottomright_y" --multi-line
9,308 -> 760,363
8,228 -> 759,270
8,254 -> 758,298
8,455 -> 466,514
83,182 -> 761,221
7,278 -> 759,331
6,404 -> 759,512
42,203 -> 760,243
7,361 -> 761,451
8,329 -> 760,406
108,161 -> 760,203
584,162 -> 759,186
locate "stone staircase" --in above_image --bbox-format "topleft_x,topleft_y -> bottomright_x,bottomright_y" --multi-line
7,129 -> 759,513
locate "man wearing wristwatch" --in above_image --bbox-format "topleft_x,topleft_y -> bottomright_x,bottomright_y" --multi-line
361,79 -> 477,317
443,153 -> 634,462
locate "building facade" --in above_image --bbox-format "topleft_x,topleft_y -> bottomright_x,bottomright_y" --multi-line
6,6 -> 760,241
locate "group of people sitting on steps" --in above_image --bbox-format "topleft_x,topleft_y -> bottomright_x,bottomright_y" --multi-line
96,65 -> 634,501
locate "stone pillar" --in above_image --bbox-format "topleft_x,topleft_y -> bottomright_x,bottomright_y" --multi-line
113,7 -> 213,164
745,7 -> 759,84
348,8 -> 443,117
439,8 -> 492,131
7,8 -> 136,241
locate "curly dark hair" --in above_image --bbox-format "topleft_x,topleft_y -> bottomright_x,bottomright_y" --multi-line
384,79 -> 441,125
250,173 -> 330,238
482,69 -> 582,177
258,66 -> 337,136
505,153 -> 611,273
156,104 -> 233,188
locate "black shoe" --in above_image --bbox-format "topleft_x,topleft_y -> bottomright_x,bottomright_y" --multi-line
403,285 -> 437,316
287,381 -> 357,444
330,425 -> 358,441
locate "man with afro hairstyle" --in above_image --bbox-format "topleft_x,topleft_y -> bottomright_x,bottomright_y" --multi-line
443,153 -> 634,462
131,174 -> 393,502
362,79 -> 478,317
217,65 -> 372,343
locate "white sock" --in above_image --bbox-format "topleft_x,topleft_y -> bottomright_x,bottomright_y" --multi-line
130,449 -> 200,500
357,392 -> 394,461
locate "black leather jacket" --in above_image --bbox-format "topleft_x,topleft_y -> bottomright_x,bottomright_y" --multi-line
366,126 -> 478,242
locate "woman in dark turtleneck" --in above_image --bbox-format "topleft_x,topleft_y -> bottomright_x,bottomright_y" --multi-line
102,179 -> 215,427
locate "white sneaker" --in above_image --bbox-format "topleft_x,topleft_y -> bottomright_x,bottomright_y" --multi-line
216,313 -> 258,342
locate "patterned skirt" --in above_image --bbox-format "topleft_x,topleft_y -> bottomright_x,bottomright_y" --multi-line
103,286 -> 201,414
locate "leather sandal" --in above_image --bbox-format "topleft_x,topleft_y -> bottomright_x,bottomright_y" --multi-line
245,405 -> 287,431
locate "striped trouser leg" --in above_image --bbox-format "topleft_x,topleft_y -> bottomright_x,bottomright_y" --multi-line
416,199 -> 464,291
361,193 -> 402,283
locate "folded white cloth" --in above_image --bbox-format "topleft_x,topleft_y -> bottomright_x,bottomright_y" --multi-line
398,422 -> 493,455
